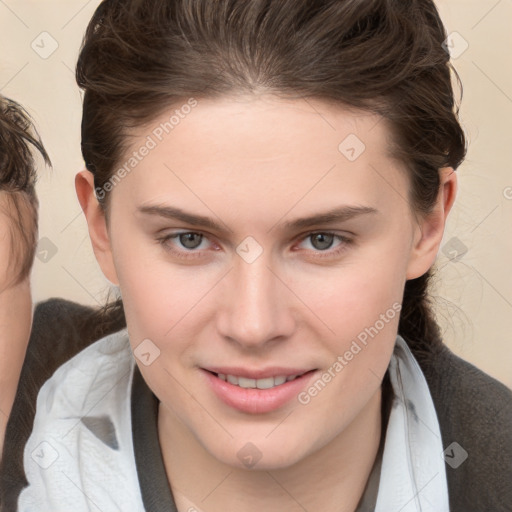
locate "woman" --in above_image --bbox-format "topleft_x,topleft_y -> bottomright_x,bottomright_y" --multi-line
9,0 -> 512,511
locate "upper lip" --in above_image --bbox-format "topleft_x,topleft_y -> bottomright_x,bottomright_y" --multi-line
203,367 -> 314,379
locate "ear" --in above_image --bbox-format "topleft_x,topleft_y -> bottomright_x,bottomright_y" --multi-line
75,170 -> 119,285
406,167 -> 457,280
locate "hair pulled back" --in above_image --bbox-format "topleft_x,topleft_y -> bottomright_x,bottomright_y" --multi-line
76,0 -> 467,357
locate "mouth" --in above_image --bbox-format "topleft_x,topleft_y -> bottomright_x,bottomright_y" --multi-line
201,367 -> 318,414
206,370 -> 311,390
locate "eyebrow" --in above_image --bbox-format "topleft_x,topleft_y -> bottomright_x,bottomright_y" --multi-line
138,204 -> 378,233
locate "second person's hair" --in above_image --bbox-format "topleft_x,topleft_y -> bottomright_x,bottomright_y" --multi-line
0,95 -> 50,286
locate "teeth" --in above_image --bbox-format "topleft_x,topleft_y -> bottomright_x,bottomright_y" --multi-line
256,377 -> 275,389
274,376 -> 287,386
238,377 -> 256,388
217,373 -> 301,389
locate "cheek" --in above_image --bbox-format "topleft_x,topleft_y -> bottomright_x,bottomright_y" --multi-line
113,244 -> 219,349
116,262 -> 187,340
287,247 -> 407,387
292,256 -> 406,338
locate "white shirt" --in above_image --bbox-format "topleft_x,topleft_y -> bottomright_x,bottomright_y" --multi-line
18,331 -> 449,511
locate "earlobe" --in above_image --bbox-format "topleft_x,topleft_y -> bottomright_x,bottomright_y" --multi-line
406,167 -> 458,280
75,170 -> 120,285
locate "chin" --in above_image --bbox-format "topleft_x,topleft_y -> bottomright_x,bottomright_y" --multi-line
205,434 -> 315,471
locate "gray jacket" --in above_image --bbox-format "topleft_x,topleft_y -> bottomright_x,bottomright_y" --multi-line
1,298 -> 511,511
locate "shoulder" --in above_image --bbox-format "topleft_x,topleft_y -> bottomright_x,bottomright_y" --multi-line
30,297 -> 125,361
0,299 -> 127,510
38,327 -> 133,397
17,330 -> 144,511
32,328 -> 133,423
424,343 -> 512,425
33,296 -> 94,318
27,298 -> 100,376
419,343 -> 512,511
32,297 -> 95,341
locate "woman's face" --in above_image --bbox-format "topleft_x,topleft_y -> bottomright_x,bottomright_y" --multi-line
81,95 -> 451,470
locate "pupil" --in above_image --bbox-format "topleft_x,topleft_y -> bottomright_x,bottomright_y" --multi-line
313,233 -> 333,250
181,233 -> 202,249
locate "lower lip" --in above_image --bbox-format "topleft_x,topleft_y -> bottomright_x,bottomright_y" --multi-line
202,369 -> 317,414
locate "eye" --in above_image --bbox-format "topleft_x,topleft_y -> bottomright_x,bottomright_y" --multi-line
157,231 -> 213,259
157,230 -> 353,261
295,232 -> 353,258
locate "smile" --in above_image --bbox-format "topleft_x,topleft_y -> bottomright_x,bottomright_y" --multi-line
202,368 -> 318,414
215,373 -> 303,389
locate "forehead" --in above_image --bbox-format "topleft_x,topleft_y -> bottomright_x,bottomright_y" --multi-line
142,95 -> 390,156
115,95 -> 408,215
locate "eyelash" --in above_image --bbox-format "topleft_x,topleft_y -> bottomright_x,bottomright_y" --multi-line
156,231 -> 354,261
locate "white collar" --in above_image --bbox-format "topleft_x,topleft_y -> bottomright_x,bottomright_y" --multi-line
375,335 -> 450,511
18,332 -> 449,511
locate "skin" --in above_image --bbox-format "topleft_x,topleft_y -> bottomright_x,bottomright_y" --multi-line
76,95 -> 457,512
0,193 -> 34,458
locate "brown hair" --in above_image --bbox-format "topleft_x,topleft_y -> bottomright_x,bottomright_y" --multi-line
0,96 -> 50,287
76,0 -> 467,357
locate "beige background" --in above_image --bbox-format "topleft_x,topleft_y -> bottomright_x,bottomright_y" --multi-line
0,0 -> 511,388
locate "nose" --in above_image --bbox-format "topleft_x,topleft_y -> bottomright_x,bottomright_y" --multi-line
216,249 -> 296,350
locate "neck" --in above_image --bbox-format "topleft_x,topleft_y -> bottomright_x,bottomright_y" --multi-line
158,386 -> 383,512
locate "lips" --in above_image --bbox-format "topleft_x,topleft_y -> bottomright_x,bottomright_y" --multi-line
202,366 -> 317,414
